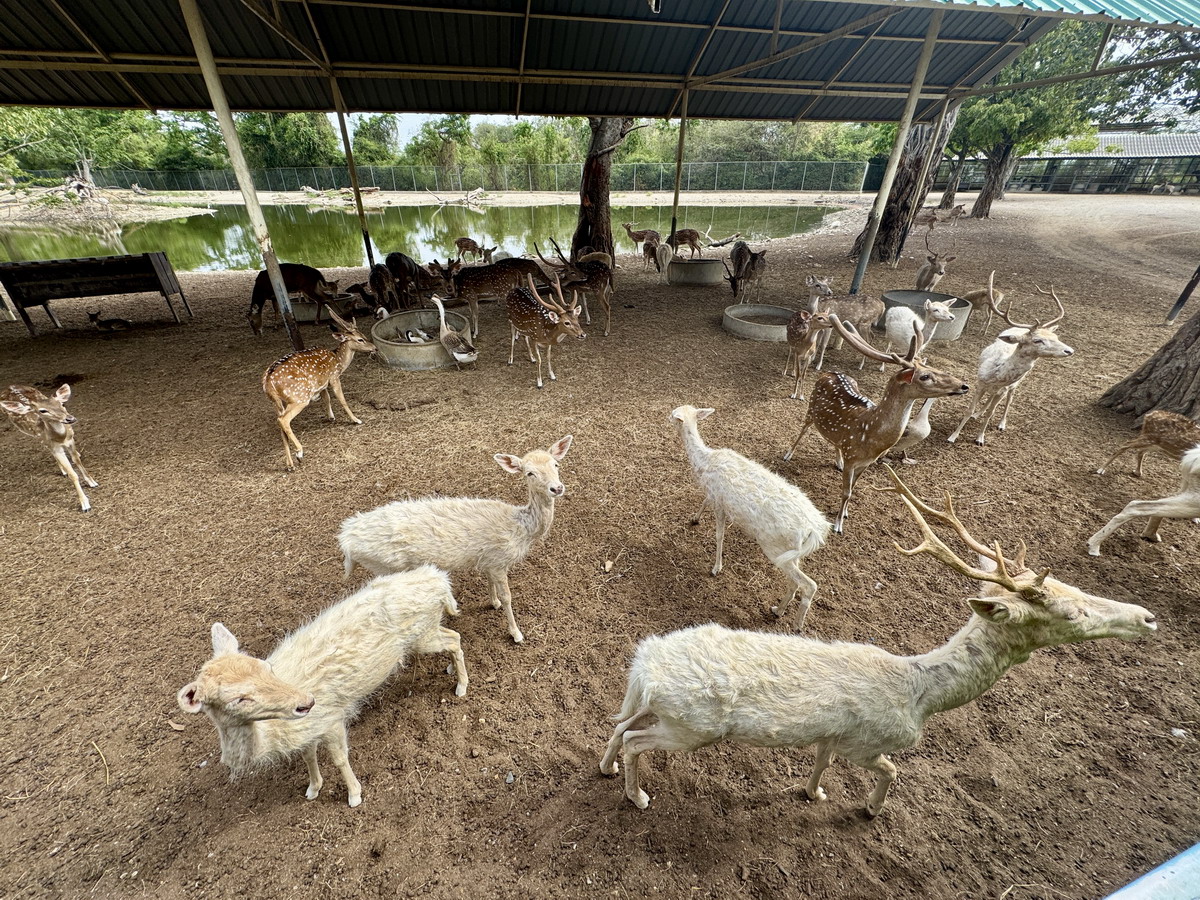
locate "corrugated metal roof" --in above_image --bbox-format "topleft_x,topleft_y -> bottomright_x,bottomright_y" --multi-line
1032,132 -> 1200,157
0,0 -> 1194,121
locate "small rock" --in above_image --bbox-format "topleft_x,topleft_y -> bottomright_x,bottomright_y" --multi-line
603,560 -> 613,573
505,772 -> 515,784
471,747 -> 481,758
1171,728 -> 1189,738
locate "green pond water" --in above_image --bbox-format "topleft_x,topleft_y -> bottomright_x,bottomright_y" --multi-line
0,203 -> 832,273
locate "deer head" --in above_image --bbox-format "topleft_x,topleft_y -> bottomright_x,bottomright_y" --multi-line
805,274 -> 833,310
988,285 -> 1074,358
830,316 -> 969,400
426,259 -> 462,296
1,383 -> 76,427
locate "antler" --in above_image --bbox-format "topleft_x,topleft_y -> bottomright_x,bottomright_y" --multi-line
1033,284 -> 1066,328
325,306 -> 354,332
533,242 -> 565,272
829,315 -> 911,368
877,465 -> 1050,599
986,275 -> 1028,330
526,273 -> 566,314
548,236 -> 574,267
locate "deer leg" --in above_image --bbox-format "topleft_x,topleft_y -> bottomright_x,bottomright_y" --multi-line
469,298 -> 479,339
852,753 -> 897,817
508,325 -> 518,365
325,725 -> 364,808
328,375 -> 363,425
773,562 -> 818,628
711,506 -> 726,576
277,402 -> 307,468
546,343 -> 556,382
973,392 -> 1008,445
833,466 -> 861,534
533,346 -> 545,389
1134,448 -> 1150,477
416,625 -> 469,697
302,744 -> 324,800
525,336 -> 535,363
782,419 -> 814,462
1096,442 -> 1135,476
1088,495 -> 1198,555
489,572 -> 524,643
599,706 -> 653,776
322,387 -> 335,421
814,330 -> 830,371
996,386 -> 1019,432
601,288 -> 612,337
806,740 -> 835,801
1142,516 -> 1166,543
783,347 -> 795,377
947,394 -> 984,444
51,444 -> 92,512
689,496 -> 708,526
66,441 -> 98,488
620,723 -> 701,809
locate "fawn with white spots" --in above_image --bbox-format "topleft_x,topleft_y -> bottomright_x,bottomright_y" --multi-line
177,567 -> 468,808
783,308 -> 834,400
783,316 -> 968,533
338,435 -> 574,644
1095,410 -> 1200,477
262,308 -> 376,471
601,468 -> 1156,813
2,383 -> 98,511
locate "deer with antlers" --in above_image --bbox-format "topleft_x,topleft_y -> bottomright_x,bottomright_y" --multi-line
2,383 -> 99,512
536,238 -> 615,337
427,257 -> 545,339
915,233 -> 956,292
262,310 -> 376,471
947,286 -> 1073,447
783,317 -> 969,532
601,466 -> 1155,813
505,274 -> 586,389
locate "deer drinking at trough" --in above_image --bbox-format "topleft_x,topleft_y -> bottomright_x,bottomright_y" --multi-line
600,468 -> 1156,813
262,309 -> 376,471
338,435 -> 574,644
672,405 -> 831,627
177,568 -> 468,808
783,317 -> 969,533
947,286 -> 1073,446
503,275 -> 586,389
1,383 -> 99,512
247,263 -> 340,335
1089,447 -> 1200,555
1096,410 -> 1200,476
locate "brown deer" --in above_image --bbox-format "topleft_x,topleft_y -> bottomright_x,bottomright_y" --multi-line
262,310 -> 376,471
454,237 -> 485,262
805,275 -> 885,371
910,207 -> 938,232
783,309 -> 834,400
505,274 -> 585,389
368,263 -> 402,312
429,257 -> 545,339
247,263 -> 340,335
2,383 -> 99,511
961,270 -> 1006,334
641,239 -> 661,270
87,308 -> 132,332
915,233 -> 956,292
622,222 -> 661,251
668,229 -> 703,258
536,238 -> 615,337
1096,410 -> 1200,477
783,317 -> 969,532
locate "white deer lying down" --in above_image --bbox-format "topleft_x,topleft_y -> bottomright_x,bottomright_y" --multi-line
600,468 -> 1156,814
1088,446 -> 1200,556
177,567 -> 468,807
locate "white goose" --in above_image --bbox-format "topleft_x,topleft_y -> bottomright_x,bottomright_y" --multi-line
431,295 -> 478,368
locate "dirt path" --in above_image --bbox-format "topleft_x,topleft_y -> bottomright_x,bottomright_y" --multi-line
1,193 -> 1198,900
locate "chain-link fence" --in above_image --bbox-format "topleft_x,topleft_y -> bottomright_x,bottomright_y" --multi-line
23,160 -> 869,194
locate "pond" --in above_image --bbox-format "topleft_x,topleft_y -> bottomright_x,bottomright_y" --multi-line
0,203 -> 834,273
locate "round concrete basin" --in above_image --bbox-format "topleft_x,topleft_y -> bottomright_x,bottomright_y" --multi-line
722,304 -> 794,342
879,290 -> 971,341
668,258 -> 725,286
372,308 -> 469,370
289,293 -> 356,324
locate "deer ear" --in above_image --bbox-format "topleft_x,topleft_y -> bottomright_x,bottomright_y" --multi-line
968,597 -> 1013,622
549,434 -> 573,460
805,275 -> 815,286
695,408 -> 715,420
945,256 -> 957,263
178,682 -> 205,714
572,306 -> 582,317
494,453 -> 523,474
211,622 -> 239,657
896,369 -> 915,383
927,255 -> 937,264
923,299 -> 933,310
997,331 -> 1022,344
1,400 -> 31,415
54,383 -> 72,403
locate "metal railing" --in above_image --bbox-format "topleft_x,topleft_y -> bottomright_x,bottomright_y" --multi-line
22,160 -> 870,194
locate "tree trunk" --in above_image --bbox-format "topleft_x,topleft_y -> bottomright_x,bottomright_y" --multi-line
1100,303 -> 1200,419
937,151 -> 968,209
78,156 -> 93,184
970,143 -> 1015,218
997,153 -> 1022,201
850,104 -> 959,263
572,117 -> 632,259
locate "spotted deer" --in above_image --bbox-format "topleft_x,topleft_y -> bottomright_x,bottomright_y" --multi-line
505,274 -> 585,389
805,275 -> 885,371
783,309 -> 834,400
783,317 -> 969,532
668,229 -> 703,258
1,383 -> 98,511
262,309 -> 376,471
428,257 -> 545,339
537,239 -> 616,336
622,222 -> 661,251
1096,410 -> 1200,477
454,237 -> 495,263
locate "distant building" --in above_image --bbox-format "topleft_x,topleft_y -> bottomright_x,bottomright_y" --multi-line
937,132 -> 1200,194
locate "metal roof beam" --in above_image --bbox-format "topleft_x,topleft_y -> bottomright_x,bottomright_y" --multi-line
792,18 -> 890,122
666,0 -> 734,119
515,0 -> 532,117
955,50 -> 1200,97
45,0 -> 154,109
236,0 -> 329,71
688,8 -> 902,89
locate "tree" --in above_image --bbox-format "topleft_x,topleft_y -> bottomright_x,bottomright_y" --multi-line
236,113 -> 343,169
153,112 -> 229,170
351,114 -> 399,165
7,109 -> 168,178
571,117 -> 637,259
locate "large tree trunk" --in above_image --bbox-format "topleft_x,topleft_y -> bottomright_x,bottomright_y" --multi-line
572,117 -> 632,259
997,153 -> 1022,201
937,150 -> 968,209
1100,302 -> 1200,419
970,143 -> 1015,218
850,104 -> 959,263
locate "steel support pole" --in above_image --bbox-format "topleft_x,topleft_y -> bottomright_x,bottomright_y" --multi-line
850,9 -> 943,295
178,0 -> 302,349
669,90 -> 689,251
330,80 -> 374,267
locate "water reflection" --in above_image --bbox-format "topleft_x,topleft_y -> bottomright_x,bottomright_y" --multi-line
0,203 -> 832,273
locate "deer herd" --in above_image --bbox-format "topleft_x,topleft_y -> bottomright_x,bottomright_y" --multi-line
2,217 -> 1191,823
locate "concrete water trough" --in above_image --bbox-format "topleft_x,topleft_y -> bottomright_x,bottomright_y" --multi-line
722,304 -> 794,342
668,258 -> 725,286
879,290 -> 972,341
371,307 -> 468,370
290,293 -> 356,324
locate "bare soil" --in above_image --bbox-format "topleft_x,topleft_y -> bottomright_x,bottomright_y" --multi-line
1,192 -> 1198,900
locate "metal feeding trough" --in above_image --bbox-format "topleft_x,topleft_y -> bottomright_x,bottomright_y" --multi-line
879,290 -> 972,342
289,293 -> 356,324
722,304 -> 794,342
668,258 -> 725,286
371,307 -> 468,370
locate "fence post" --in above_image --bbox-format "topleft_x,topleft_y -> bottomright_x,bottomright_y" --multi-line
554,165 -> 559,192
771,161 -> 778,191
829,164 -> 836,191
801,161 -> 809,191
859,162 -> 867,192
714,161 -> 719,191
742,162 -> 747,191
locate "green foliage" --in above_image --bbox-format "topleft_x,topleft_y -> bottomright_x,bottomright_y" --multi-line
1095,28 -> 1200,124
352,114 -> 399,165
153,112 -> 229,170
235,113 -> 344,169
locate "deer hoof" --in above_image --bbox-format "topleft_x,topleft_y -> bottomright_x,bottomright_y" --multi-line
600,761 -> 619,776
805,786 -> 827,802
1087,544 -> 1101,557
946,435 -> 958,444
350,418 -> 364,425
629,789 -> 650,810
974,438 -> 986,446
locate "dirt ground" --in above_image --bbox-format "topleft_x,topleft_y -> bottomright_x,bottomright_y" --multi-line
1,192 -> 1198,900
